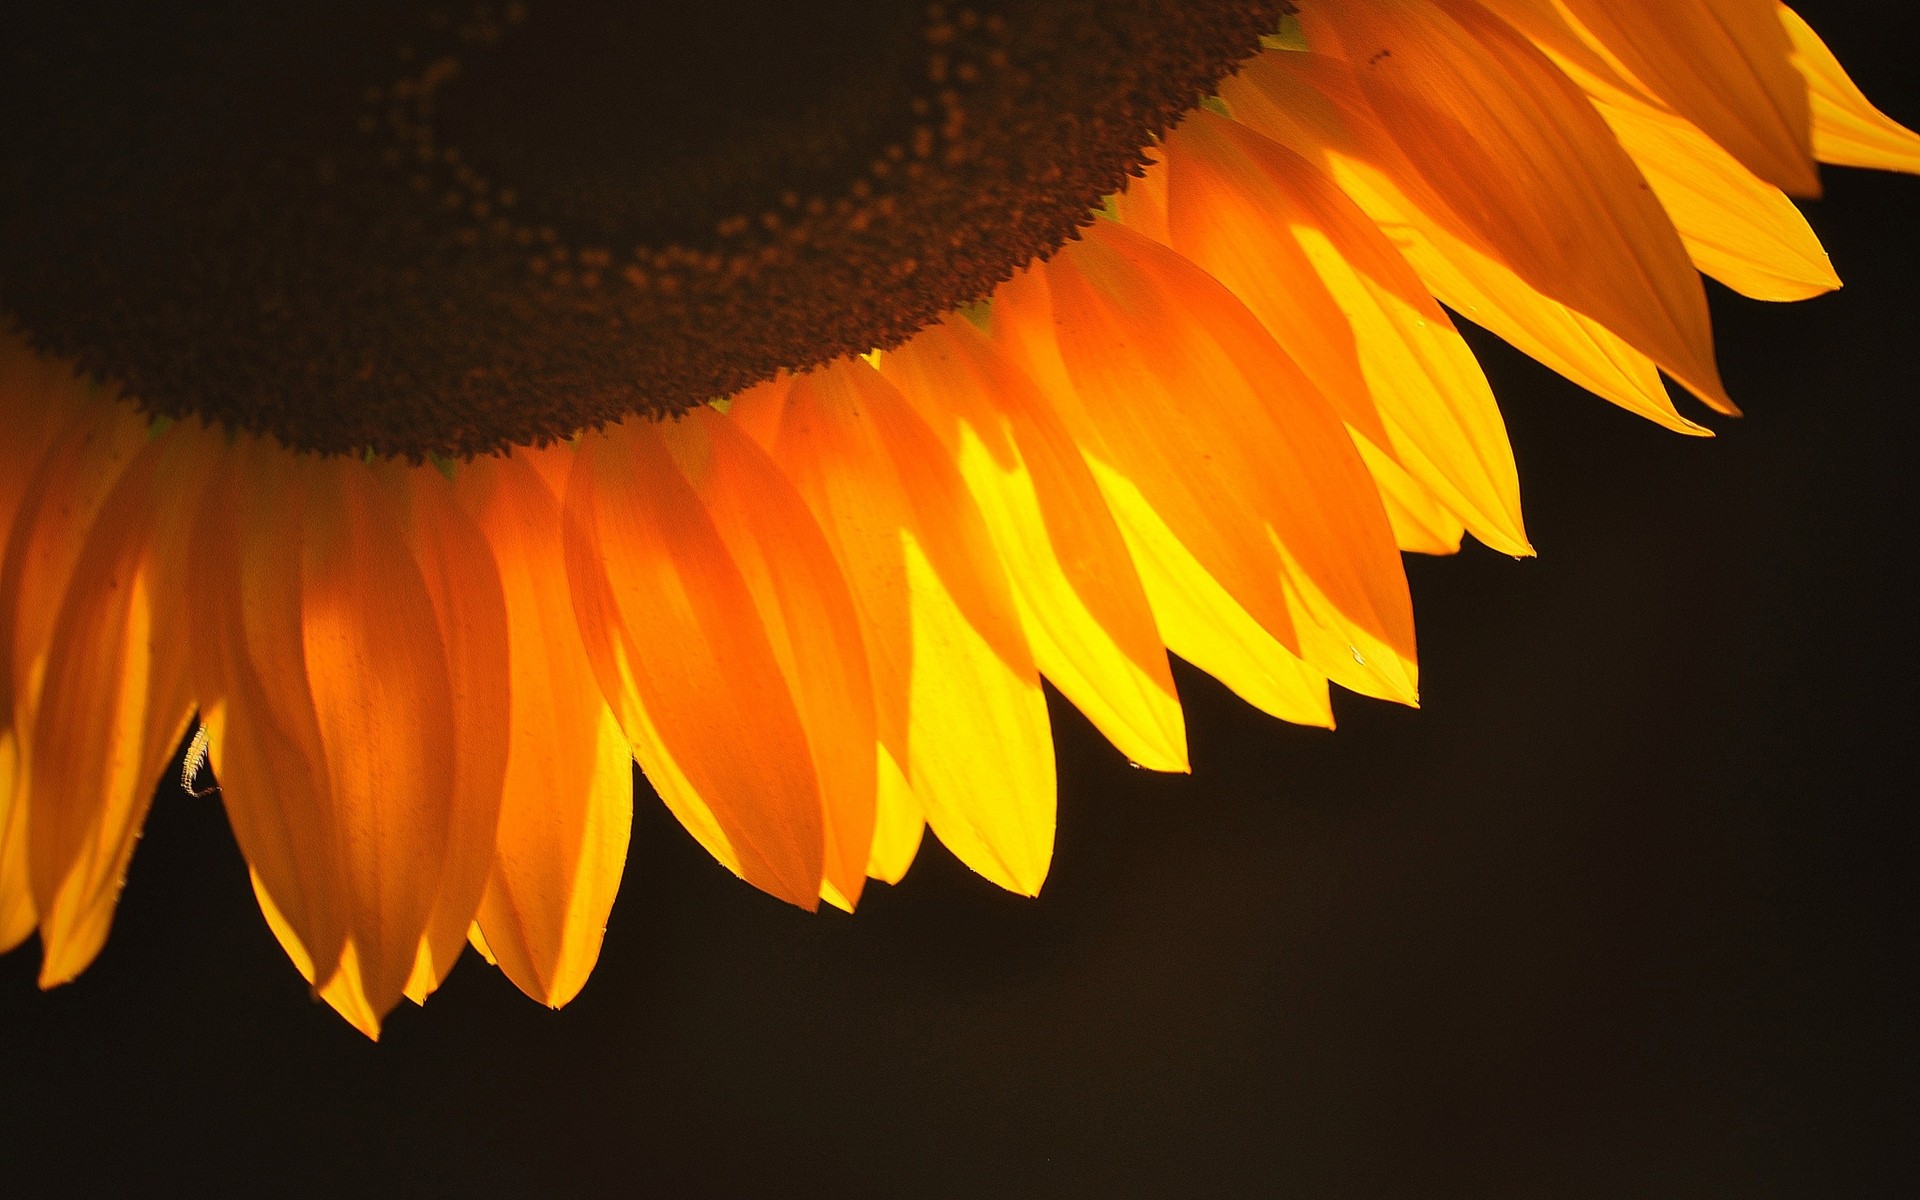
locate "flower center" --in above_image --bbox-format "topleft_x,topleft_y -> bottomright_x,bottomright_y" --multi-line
0,0 -> 1287,459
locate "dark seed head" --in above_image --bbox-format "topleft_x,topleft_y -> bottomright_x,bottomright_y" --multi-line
1,0 -> 1286,459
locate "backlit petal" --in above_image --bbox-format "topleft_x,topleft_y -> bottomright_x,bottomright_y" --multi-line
989,265 -> 1334,726
1034,219 -> 1417,703
299,460 -> 461,1023
735,360 -> 1056,896
867,749 -> 925,885
657,409 -> 877,910
1164,110 -> 1529,556
1552,0 -> 1818,195
1362,443 -> 1468,557
378,463 -> 512,1005
0,731 -> 29,953
0,334 -> 88,551
1297,2 -> 1729,412
1780,5 -> 1920,174
879,318 -> 1188,773
456,453 -> 632,1008
1590,90 -> 1837,301
0,403 -> 149,962
27,427 -> 211,984
1478,1 -> 1837,301
1223,49 -> 1716,432
1,407 -> 148,746
194,445 -> 351,997
565,420 -> 825,907
1093,462 -> 1337,727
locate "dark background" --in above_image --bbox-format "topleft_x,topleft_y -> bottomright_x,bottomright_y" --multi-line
2,4 -> 1912,1196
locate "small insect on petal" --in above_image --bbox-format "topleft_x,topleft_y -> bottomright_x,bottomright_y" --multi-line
180,724 -> 218,798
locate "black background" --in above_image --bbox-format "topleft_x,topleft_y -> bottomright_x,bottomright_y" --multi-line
2,4 -> 1913,1196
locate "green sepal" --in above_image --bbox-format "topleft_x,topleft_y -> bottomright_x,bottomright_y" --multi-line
1261,14 -> 1309,52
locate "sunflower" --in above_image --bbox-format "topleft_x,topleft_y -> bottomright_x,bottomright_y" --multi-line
2,1 -> 1914,1038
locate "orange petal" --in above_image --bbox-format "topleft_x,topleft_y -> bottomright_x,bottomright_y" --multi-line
565,420 -> 825,907
194,444 -> 351,998
197,446 -> 466,1033
0,402 -> 149,965
1553,0 -> 1819,195
0,335 -> 105,955
250,869 -> 383,1041
989,265 -> 1334,726
2,406 -> 148,745
0,729 -> 30,953
1164,110 -> 1530,556
1473,0 -> 1643,92
735,359 -> 1056,895
1223,49 -> 1717,431
1037,219 -> 1417,704
1110,146 -> 1173,245
1480,2 -> 1838,300
1298,2 -> 1729,412
456,453 -> 631,1007
0,333 -> 89,552
27,426 -> 212,984
1781,5 -> 1920,174
377,463 -> 512,1005
657,409 -> 877,909
1396,214 -> 1715,432
1474,1 -> 1835,299
879,318 -> 1189,772
298,459 -> 461,1022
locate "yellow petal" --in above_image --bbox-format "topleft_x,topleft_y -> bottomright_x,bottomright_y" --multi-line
1224,49 -> 1716,433
1781,4 -> 1920,174
565,420 -> 825,908
1039,219 -> 1418,703
867,748 -> 925,884
879,318 -> 1189,772
1093,462 -> 1337,727
466,920 -> 497,965
1361,443 -> 1468,556
456,453 -> 631,1008
736,360 -> 1056,895
1553,0 -> 1819,195
378,463 -> 512,1005
28,428 -> 210,984
1590,90 -> 1837,301
1165,110 -> 1530,556
1299,2 -> 1730,412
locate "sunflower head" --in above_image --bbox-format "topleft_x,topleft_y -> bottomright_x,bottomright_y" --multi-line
1,1 -> 1916,1037
1,0 -> 1287,458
